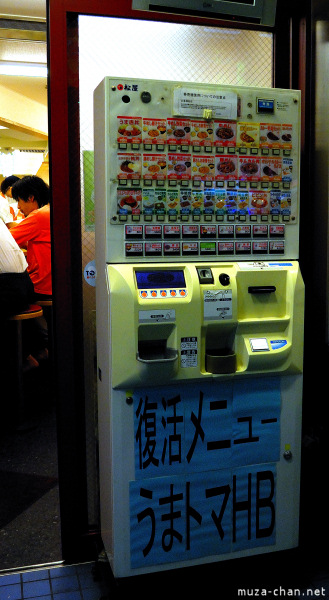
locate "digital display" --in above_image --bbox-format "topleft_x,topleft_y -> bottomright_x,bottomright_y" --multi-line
135,270 -> 186,289
257,98 -> 275,113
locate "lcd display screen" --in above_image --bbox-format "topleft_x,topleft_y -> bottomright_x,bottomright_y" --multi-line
135,270 -> 186,289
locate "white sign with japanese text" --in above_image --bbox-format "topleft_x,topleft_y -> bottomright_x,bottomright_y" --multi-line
173,87 -> 238,119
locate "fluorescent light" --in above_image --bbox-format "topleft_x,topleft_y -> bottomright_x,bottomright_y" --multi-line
0,62 -> 47,77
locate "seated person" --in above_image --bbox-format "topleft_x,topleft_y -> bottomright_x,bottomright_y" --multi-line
1,175 -> 20,197
10,176 -> 52,361
0,218 -> 34,319
0,175 -> 21,226
0,190 -> 15,228
10,175 -> 52,300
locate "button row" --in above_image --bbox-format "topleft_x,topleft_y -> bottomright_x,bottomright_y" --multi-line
118,179 -> 291,190
126,241 -> 285,257
118,143 -> 292,157
139,288 -> 187,298
118,212 -> 290,224
125,223 -> 285,240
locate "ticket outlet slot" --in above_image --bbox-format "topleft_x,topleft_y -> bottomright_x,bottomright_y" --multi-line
248,285 -> 276,294
137,323 -> 178,383
137,327 -> 177,363
204,324 -> 237,374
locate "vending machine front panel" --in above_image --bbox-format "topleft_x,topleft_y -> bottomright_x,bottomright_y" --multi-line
95,77 -> 300,267
94,77 -> 304,578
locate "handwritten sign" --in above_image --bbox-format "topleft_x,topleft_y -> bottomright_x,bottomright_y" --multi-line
131,378 -> 280,568
130,465 -> 276,567
134,378 -> 280,477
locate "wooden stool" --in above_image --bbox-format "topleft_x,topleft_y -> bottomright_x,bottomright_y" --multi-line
35,298 -> 53,353
36,299 -> 53,330
9,304 -> 43,424
36,299 -> 52,307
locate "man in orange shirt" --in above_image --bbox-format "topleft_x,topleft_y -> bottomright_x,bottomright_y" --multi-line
10,176 -> 52,363
11,175 -> 52,299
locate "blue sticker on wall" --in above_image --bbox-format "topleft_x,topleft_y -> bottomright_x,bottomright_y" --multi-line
84,259 -> 97,287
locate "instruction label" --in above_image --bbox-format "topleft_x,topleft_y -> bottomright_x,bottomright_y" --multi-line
173,87 -> 238,119
139,309 -> 175,323
180,337 -> 198,368
203,289 -> 233,320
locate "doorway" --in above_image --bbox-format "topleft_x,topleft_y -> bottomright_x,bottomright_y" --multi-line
0,10 -> 62,570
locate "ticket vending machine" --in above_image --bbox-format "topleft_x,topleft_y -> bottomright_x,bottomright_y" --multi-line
94,77 -> 304,578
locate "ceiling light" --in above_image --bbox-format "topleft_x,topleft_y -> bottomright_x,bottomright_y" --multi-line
0,62 -> 47,77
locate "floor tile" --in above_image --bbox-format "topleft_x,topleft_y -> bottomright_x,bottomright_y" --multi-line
22,579 -> 51,598
0,574 -> 20,587
52,592 -> 82,600
22,570 -> 49,583
0,562 -> 113,600
49,567 -> 76,580
0,583 -> 22,600
76,569 -> 97,588
52,575 -> 80,592
82,588 -> 106,600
